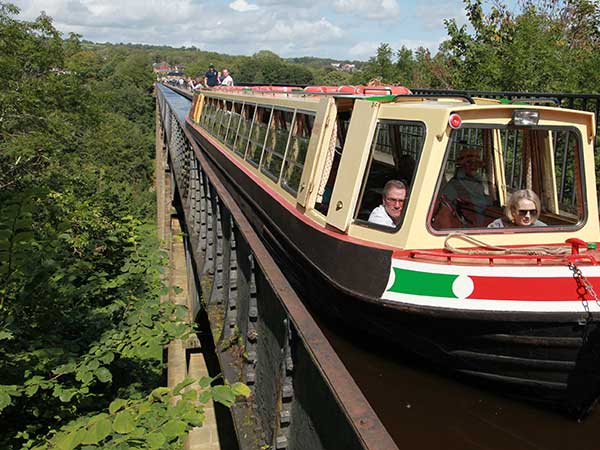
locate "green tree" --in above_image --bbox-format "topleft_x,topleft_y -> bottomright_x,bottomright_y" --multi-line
236,50 -> 315,84
359,43 -> 395,83
394,46 -> 415,86
0,4 -> 249,449
440,0 -> 600,91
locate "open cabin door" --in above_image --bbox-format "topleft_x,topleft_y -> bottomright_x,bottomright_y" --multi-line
326,100 -> 380,231
296,97 -> 337,207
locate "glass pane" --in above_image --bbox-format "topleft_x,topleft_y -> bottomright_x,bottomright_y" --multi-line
430,125 -> 584,231
246,106 -> 272,166
281,112 -> 314,195
261,109 -> 293,181
213,107 -> 224,135
262,152 -> 284,179
217,102 -> 231,140
234,104 -> 256,158
283,163 -> 303,193
247,123 -> 267,165
553,130 -> 578,214
200,99 -> 214,128
226,112 -> 241,149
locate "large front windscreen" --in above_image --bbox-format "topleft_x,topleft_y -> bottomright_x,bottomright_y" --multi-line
430,125 -> 585,231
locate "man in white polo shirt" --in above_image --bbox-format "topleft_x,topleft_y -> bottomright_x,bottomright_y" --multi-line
368,180 -> 407,228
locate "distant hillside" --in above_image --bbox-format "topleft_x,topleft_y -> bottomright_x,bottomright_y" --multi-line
78,41 -> 367,85
285,56 -> 365,69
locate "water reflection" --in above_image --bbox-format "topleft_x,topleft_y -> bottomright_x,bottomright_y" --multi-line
319,319 -> 600,450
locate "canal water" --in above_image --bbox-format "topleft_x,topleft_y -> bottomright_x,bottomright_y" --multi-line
320,321 -> 600,450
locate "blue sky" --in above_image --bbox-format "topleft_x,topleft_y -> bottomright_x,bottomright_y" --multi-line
13,0 -> 517,60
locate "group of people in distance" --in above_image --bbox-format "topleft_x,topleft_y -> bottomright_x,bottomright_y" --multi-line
369,147 -> 546,229
203,63 -> 234,88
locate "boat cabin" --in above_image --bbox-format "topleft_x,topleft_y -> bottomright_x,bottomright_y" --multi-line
188,86 -> 598,251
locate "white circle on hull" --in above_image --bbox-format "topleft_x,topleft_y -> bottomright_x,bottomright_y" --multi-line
452,275 -> 474,299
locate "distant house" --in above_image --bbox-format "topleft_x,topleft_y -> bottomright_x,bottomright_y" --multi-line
329,62 -> 356,73
152,62 -> 171,74
153,62 -> 185,75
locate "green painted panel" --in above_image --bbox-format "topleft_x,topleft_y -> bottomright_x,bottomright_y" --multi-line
387,268 -> 458,298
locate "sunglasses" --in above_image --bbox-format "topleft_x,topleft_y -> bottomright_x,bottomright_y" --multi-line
517,209 -> 537,217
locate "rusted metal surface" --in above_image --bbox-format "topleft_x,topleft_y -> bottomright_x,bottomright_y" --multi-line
156,83 -> 399,450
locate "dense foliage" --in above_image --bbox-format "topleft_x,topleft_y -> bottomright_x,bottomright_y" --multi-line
0,3 -> 248,449
356,0 -> 600,92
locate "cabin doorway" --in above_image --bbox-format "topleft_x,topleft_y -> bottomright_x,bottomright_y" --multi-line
353,120 -> 425,229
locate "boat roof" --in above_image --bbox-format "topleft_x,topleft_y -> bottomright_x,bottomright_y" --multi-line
198,85 -> 596,139
199,85 -> 595,113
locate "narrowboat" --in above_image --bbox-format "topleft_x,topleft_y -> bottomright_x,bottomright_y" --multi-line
184,84 -> 600,418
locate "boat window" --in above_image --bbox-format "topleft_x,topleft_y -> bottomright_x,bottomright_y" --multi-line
246,106 -> 273,167
261,109 -> 294,182
315,113 -> 351,214
207,98 -> 224,134
430,125 -> 585,231
200,97 -> 216,130
505,129 -> 582,217
281,112 -> 315,195
354,120 -> 425,230
225,102 -> 243,150
215,100 -> 233,141
234,103 -> 256,158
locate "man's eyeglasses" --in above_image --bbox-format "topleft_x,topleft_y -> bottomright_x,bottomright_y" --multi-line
517,209 -> 537,217
385,197 -> 405,205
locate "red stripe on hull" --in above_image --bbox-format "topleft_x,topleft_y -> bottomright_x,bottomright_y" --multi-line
469,276 -> 600,301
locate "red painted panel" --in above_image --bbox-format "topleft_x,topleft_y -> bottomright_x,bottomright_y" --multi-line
469,275 -> 600,301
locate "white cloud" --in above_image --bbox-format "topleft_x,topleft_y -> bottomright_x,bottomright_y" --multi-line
229,0 -> 259,12
11,0 -> 456,59
17,0 -> 198,27
268,17 -> 343,42
348,41 -> 380,59
334,0 -> 400,20
416,1 -> 466,30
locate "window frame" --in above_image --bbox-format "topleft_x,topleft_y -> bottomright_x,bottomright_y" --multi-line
260,107 -> 295,183
280,110 -> 316,197
426,122 -> 587,235
224,101 -> 244,151
353,119 -> 427,233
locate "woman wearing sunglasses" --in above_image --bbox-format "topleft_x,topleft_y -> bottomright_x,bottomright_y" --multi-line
488,189 -> 547,228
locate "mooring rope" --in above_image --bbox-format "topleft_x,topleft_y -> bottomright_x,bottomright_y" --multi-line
443,232 -> 572,256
